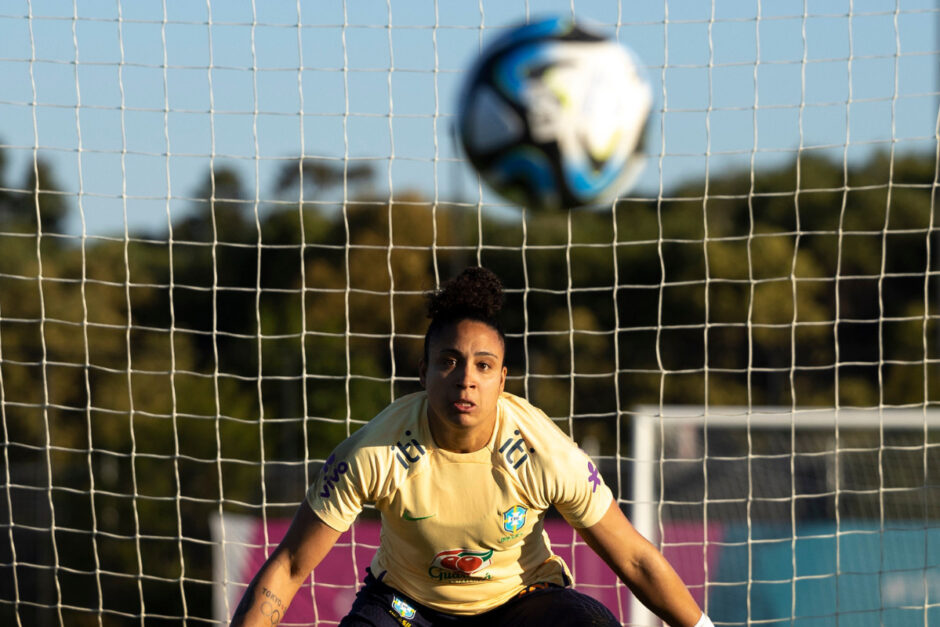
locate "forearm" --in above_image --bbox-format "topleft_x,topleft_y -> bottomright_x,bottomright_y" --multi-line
577,503 -> 705,627
230,549 -> 305,627
230,504 -> 342,627
622,548 -> 703,627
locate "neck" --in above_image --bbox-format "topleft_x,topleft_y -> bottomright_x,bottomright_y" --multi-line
427,413 -> 495,454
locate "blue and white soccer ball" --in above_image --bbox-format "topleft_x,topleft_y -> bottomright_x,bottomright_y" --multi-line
457,16 -> 652,211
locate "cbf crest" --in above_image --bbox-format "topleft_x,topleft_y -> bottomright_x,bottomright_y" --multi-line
502,505 -> 527,533
391,595 -> 416,620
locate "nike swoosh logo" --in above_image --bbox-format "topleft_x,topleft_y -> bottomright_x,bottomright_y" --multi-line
402,512 -> 435,521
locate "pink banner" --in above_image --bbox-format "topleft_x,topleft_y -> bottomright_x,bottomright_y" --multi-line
217,516 -> 722,625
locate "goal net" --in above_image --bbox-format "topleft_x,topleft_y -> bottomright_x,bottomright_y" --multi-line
0,2 -> 937,626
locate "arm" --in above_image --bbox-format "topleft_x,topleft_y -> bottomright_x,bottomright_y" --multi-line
230,501 -> 343,627
576,500 -> 705,627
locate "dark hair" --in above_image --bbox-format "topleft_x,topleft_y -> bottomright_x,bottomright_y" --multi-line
422,266 -> 506,363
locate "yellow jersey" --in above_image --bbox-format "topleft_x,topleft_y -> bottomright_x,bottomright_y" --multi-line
306,391 -> 613,615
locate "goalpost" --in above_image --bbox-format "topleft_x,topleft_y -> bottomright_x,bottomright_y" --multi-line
631,406 -> 940,626
0,2 -> 937,626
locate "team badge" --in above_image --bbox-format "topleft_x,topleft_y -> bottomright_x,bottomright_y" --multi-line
391,595 -> 416,620
502,505 -> 527,533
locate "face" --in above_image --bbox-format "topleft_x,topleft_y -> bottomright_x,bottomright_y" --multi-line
420,319 -> 507,436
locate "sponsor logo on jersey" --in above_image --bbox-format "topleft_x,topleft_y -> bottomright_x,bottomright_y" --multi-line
393,429 -> 426,469
502,505 -> 527,533
428,548 -> 494,582
317,454 -> 349,499
499,429 -> 535,469
391,595 -> 416,620
402,511 -> 435,521
587,461 -> 601,493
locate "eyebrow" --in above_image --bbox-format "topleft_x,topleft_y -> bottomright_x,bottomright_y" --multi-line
438,348 -> 500,359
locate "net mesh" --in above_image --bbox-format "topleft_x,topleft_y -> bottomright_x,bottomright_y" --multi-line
0,1 -> 938,625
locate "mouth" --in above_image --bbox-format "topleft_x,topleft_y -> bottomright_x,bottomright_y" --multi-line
453,399 -> 476,413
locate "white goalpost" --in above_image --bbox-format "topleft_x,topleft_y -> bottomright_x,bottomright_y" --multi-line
631,407 -> 940,626
0,2 -> 937,626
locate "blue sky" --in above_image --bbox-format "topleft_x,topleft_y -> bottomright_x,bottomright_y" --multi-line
0,0 -> 936,236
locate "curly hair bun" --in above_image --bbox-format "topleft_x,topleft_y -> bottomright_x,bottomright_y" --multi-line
427,266 -> 503,321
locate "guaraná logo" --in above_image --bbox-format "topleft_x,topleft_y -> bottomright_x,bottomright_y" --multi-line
428,548 -> 494,581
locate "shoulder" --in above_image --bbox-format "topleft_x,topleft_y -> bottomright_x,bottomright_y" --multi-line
324,391 -> 427,476
340,391 -> 426,449
371,390 -> 427,430
312,391 -> 428,507
495,392 -> 600,486
493,392 -> 585,481
496,393 -> 612,521
497,392 -> 578,452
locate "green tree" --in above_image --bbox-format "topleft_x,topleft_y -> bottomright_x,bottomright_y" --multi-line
1,146 -> 937,624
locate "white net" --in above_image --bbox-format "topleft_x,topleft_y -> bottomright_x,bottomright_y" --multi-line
0,1 -> 937,625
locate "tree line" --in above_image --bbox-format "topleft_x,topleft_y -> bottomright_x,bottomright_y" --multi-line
0,147 -> 937,624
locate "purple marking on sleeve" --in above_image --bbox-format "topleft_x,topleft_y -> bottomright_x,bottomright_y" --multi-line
587,462 -> 601,493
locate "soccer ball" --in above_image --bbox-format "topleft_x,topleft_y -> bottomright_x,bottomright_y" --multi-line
457,16 -> 652,211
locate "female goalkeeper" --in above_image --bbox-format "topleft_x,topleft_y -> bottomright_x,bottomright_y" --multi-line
231,266 -> 713,627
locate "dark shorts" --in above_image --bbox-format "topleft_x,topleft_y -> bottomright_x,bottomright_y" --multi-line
338,569 -> 620,627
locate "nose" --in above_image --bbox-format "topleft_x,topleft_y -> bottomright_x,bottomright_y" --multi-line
455,363 -> 476,389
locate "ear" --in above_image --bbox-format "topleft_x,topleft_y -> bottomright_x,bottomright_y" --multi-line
419,360 -> 428,388
498,365 -> 507,393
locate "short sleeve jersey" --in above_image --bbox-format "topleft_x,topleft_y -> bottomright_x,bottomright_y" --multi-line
306,391 -> 614,615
